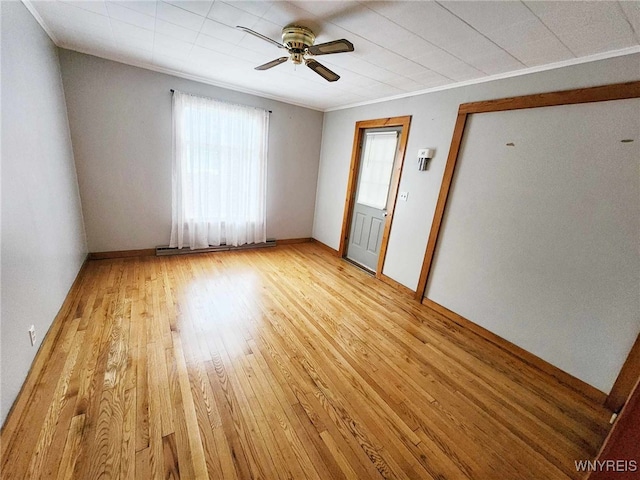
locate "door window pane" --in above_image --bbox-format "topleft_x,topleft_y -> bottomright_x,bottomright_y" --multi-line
356,131 -> 399,209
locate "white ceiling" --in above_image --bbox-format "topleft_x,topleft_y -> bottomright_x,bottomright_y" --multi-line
26,0 -> 640,111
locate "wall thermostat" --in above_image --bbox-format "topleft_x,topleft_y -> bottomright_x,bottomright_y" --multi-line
418,148 -> 435,171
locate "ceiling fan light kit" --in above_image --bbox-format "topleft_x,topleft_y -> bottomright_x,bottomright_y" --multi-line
237,24 -> 354,82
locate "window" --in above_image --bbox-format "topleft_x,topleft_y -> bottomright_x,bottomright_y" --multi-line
170,91 -> 269,249
356,131 -> 399,210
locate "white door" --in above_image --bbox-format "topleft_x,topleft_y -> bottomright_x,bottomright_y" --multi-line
346,128 -> 400,271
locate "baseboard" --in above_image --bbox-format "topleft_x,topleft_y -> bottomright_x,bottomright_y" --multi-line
88,248 -> 155,260
89,238 -> 314,260
310,238 -> 339,255
1,255 -> 89,435
421,297 -> 607,405
378,273 -> 414,297
157,240 -> 278,256
276,237 -> 312,245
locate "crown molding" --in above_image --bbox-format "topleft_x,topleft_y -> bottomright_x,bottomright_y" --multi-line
17,0 -> 640,114
21,0 -> 59,45
324,46 -> 640,112
58,43 -> 326,112
20,0 -> 324,112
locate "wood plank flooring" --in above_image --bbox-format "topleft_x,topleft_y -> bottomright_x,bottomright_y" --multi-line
1,243 -> 611,479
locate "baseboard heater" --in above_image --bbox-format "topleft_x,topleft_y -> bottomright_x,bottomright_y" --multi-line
155,239 -> 276,256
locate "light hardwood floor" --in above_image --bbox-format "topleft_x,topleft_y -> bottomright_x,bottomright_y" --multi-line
1,243 -> 611,479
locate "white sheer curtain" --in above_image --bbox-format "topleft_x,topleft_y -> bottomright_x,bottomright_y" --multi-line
170,91 -> 269,249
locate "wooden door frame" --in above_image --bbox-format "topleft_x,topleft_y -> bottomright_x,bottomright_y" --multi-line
606,333 -> 640,412
587,376 -> 640,480
338,115 -> 412,278
415,80 -> 640,302
413,80 -> 640,411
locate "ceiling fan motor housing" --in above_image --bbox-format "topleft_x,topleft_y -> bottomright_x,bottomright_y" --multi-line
282,25 -> 315,64
240,23 -> 349,81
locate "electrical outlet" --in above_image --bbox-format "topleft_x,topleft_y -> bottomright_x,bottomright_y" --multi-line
399,191 -> 409,202
28,325 -> 36,346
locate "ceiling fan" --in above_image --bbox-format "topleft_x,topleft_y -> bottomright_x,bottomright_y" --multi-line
236,24 -> 354,82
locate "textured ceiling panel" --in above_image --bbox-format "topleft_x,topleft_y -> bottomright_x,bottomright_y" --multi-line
27,0 -> 640,110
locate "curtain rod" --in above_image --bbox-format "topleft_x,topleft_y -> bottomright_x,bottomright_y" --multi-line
170,89 -> 272,113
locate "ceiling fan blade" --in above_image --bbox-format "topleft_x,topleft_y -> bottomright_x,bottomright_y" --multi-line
307,39 -> 354,55
255,57 -> 289,70
236,26 -> 286,49
305,59 -> 340,82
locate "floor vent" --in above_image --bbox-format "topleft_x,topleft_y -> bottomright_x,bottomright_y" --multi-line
156,239 -> 277,256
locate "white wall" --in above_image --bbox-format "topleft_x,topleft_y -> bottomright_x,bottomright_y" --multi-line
1,2 -> 87,424
427,100 -> 639,393
313,53 -> 640,392
59,50 -> 323,252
